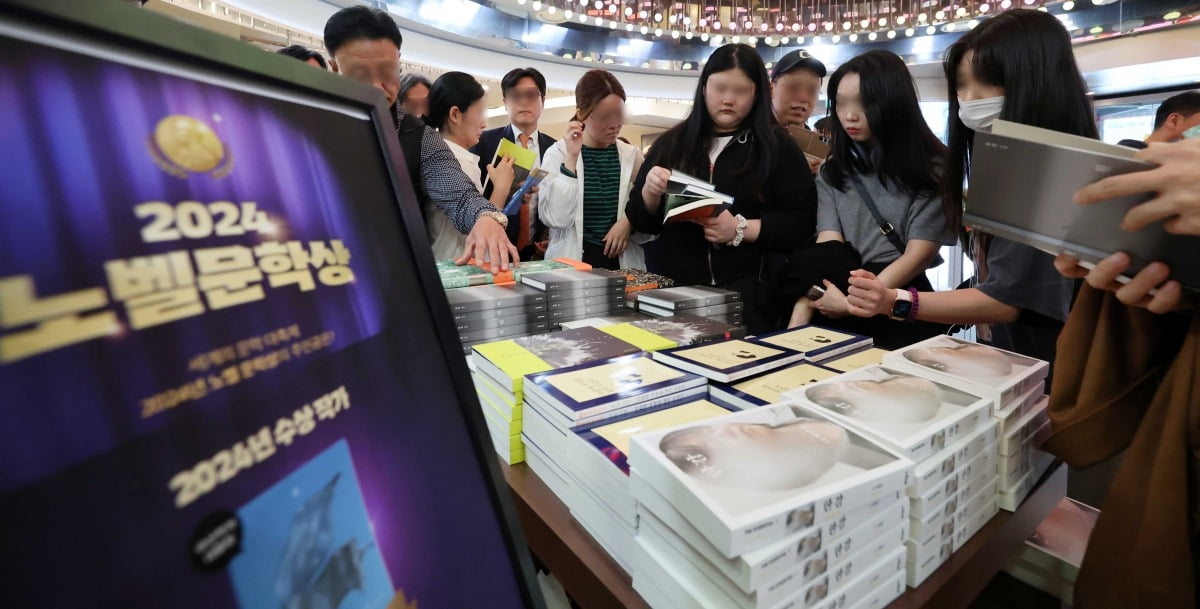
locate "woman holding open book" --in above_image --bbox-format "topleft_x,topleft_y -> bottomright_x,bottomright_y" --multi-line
780,51 -> 955,349
539,69 -> 648,270
627,44 -> 817,334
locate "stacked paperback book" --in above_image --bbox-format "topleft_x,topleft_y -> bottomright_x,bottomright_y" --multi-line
520,269 -> 629,325
782,359 -> 998,588
628,404 -> 915,609
446,284 -> 550,351
470,327 -> 641,464
884,336 -> 1053,512
653,326 -> 871,385
436,257 -> 584,289
564,312 -> 747,350
519,353 -> 716,571
632,286 -> 745,326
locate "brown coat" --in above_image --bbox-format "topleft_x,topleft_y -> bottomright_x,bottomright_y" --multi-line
1044,284 -> 1199,608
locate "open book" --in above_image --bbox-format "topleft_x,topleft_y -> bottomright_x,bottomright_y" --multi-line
965,119 -> 1200,291
664,170 -> 734,223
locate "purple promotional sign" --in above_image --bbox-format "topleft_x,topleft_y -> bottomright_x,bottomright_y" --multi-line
0,15 -> 536,609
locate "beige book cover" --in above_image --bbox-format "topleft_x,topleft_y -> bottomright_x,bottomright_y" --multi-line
546,356 -> 684,403
674,340 -> 785,371
824,348 -> 891,373
593,399 -> 732,455
757,326 -> 857,353
733,364 -> 841,403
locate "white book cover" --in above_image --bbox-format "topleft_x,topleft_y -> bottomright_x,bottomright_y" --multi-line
1000,396 -> 1050,457
816,547 -> 907,609
884,336 -> 1049,410
638,496 -> 907,603
845,572 -> 906,609
784,366 -> 992,463
629,404 -> 914,558
633,474 -> 906,594
909,419 -> 995,498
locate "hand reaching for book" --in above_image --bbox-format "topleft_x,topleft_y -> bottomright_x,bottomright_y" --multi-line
603,216 -> 632,258
1054,252 -> 1187,314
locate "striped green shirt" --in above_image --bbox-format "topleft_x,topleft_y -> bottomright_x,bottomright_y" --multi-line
581,145 -> 622,246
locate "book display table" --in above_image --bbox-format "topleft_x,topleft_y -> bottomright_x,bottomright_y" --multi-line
501,460 -> 1066,609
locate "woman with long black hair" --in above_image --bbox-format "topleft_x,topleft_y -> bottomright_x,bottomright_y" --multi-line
784,50 -> 954,348
844,9 -> 1085,367
627,44 -> 817,334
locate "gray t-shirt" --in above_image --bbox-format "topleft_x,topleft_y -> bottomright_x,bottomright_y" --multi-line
816,173 -> 956,265
975,235 -> 1075,366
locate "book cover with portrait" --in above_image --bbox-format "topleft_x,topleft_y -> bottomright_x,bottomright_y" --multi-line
628,404 -> 913,558
786,365 -> 993,463
884,336 -> 1049,410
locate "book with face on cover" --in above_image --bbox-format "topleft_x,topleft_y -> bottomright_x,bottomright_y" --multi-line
523,353 -> 709,427
884,335 -> 1049,410
821,348 -> 891,373
472,327 -> 641,395
784,365 -> 993,463
635,285 -> 742,311
628,403 -> 914,558
748,325 -> 872,363
709,362 -> 841,410
651,338 -> 804,383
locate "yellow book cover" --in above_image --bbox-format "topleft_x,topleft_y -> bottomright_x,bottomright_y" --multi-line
756,326 -> 857,353
496,137 -> 538,171
732,364 -> 841,403
546,357 -> 683,404
592,399 -> 732,456
823,348 -> 891,373
473,340 -> 553,391
673,340 -> 784,371
600,323 -> 679,352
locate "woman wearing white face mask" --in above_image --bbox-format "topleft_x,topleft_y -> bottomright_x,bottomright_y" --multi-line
841,9 -> 1084,377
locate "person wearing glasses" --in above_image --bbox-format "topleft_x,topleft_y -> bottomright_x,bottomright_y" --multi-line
771,49 -> 828,174
323,7 -> 519,270
474,68 -> 558,260
539,70 -> 648,270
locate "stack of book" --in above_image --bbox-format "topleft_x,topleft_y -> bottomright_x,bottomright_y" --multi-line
708,362 -> 841,411
820,347 -> 891,373
520,353 -> 719,570
470,327 -> 642,464
747,326 -> 873,364
651,337 -> 808,384
628,404 -> 915,609
437,257 -> 586,289
632,286 -> 745,326
446,284 -> 550,351
883,337 -> 1053,512
520,269 -> 629,325
783,364 -> 997,587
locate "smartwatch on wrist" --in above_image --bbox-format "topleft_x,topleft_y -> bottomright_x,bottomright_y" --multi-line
889,288 -> 913,321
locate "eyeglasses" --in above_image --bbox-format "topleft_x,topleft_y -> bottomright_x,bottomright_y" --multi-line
505,89 -> 543,103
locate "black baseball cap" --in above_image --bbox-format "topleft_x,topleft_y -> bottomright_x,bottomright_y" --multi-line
770,50 -> 827,81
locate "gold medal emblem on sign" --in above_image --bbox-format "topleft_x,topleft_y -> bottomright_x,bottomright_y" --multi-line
148,114 -> 233,178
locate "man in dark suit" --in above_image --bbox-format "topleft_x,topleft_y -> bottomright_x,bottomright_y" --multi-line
473,67 -> 557,260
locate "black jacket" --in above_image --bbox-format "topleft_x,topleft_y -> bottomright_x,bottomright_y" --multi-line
471,125 -> 557,248
627,128 -> 817,287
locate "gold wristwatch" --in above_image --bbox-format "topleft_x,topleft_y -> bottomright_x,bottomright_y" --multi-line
479,210 -> 508,228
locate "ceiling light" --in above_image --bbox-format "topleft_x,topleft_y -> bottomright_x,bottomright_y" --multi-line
624,6 -> 633,15
713,20 -> 722,28
1089,25 -> 1103,33
825,21 -> 834,30
641,62 -> 651,68
685,30 -> 693,38
684,16 -> 692,25
860,18 -> 869,27
831,34 -> 841,42
979,3 -> 990,11
849,33 -> 859,40
701,32 -> 710,40
564,8 -> 572,17
935,10 -> 945,19
626,23 -> 633,30
879,17 -> 888,25
669,14 -> 677,23
918,12 -> 928,22
1164,10 -> 1182,19
1062,0 -> 1075,9
926,25 -> 936,34
732,35 -> 741,43
897,15 -> 907,23
671,29 -> 680,38
654,12 -> 663,21
655,27 -> 663,35
594,16 -> 602,24
812,35 -> 821,43
532,1 -> 542,9
609,20 -> 619,27
868,31 -> 877,40
748,36 -> 758,44
608,3 -> 616,12
887,29 -> 896,38
640,25 -> 649,33
547,5 -> 556,13
956,7 -> 967,16
967,19 -> 979,28
682,62 -> 694,69
1000,0 -> 1011,6
792,22 -> 802,31
905,27 -> 915,35
516,0 -> 525,5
